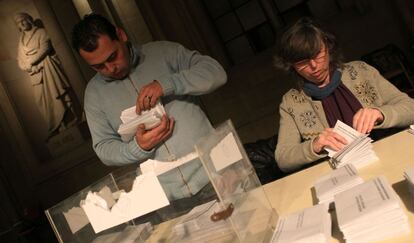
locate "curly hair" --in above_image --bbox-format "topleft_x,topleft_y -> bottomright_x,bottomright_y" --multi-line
274,17 -> 343,74
71,14 -> 118,52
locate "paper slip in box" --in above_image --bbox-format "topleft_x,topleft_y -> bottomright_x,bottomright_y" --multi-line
334,176 -> 410,243
171,200 -> 234,242
314,164 -> 364,205
270,204 -> 331,243
117,103 -> 166,142
327,120 -> 378,169
92,223 -> 153,243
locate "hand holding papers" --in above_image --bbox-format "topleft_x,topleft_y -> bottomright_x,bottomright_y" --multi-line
270,204 -> 331,243
334,176 -> 410,242
314,164 -> 364,205
117,103 -> 166,142
327,120 -> 378,169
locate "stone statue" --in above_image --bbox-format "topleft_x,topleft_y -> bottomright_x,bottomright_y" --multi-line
14,12 -> 78,138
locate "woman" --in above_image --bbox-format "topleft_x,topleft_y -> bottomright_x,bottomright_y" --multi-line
274,17 -> 414,172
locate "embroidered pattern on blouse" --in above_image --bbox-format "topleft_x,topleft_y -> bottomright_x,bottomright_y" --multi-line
358,62 -> 368,71
303,132 -> 320,140
300,111 -> 317,128
347,65 -> 358,80
354,80 -> 377,105
290,90 -> 306,103
287,107 -> 295,119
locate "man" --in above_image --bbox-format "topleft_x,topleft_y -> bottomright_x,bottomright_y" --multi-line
71,14 -> 226,201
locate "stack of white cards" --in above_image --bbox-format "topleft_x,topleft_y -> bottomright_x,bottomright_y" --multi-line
335,176 -> 410,243
270,204 -> 331,243
408,124 -> 414,135
314,164 -> 364,205
404,166 -> 414,195
327,120 -> 378,169
117,103 -> 166,142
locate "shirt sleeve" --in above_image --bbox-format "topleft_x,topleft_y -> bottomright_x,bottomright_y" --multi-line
275,97 -> 326,172
84,85 -> 155,166
155,41 -> 227,96
363,63 -> 414,128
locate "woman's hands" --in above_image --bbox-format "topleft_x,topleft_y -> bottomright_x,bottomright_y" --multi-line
352,108 -> 384,134
312,128 -> 348,154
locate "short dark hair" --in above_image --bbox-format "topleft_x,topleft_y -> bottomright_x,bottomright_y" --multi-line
274,17 -> 343,72
71,14 -> 118,52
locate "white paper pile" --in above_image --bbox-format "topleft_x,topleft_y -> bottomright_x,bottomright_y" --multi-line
408,124 -> 414,135
404,166 -> 414,195
117,103 -> 166,142
334,176 -> 410,243
92,223 -> 153,243
81,172 -> 170,233
270,204 -> 331,243
314,164 -> 364,205
171,200 -> 234,242
327,120 -> 378,169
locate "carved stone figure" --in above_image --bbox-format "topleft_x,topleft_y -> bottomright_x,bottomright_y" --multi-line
14,12 -> 78,138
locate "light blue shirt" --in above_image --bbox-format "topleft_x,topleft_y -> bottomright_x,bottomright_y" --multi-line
84,41 -> 227,200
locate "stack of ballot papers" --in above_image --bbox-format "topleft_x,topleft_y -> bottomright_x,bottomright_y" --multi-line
314,164 -> 364,205
408,124 -> 414,135
327,120 -> 378,169
334,176 -> 410,243
270,204 -> 331,243
404,166 -> 414,196
92,223 -> 153,243
171,200 -> 234,242
117,103 -> 166,142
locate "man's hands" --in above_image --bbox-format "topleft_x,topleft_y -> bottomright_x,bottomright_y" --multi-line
312,128 -> 348,154
135,115 -> 174,151
136,80 -> 164,114
352,108 -> 384,134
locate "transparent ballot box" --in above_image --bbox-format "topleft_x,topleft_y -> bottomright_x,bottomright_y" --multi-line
45,120 -> 278,242
45,169 -> 156,243
194,120 -> 279,243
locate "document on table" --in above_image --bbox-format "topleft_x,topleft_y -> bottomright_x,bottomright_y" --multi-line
314,164 -> 364,205
334,176 -> 410,242
117,102 -> 166,142
408,124 -> 414,135
327,120 -> 378,169
404,165 -> 414,196
270,204 -> 331,243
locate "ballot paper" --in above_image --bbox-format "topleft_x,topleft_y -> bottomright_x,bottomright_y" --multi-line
408,124 -> 414,135
327,120 -> 378,169
404,166 -> 414,196
140,152 -> 198,176
314,164 -> 364,205
270,204 -> 331,243
171,200 -> 234,242
117,103 -> 166,142
334,176 -> 410,243
81,172 -> 169,233
92,223 -> 153,243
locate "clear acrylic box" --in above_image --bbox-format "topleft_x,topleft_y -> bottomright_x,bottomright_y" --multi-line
45,120 -> 278,242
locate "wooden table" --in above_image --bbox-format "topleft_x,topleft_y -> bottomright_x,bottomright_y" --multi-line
263,130 -> 414,242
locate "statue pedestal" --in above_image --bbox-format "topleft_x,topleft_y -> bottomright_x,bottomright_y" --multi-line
46,121 -> 90,158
